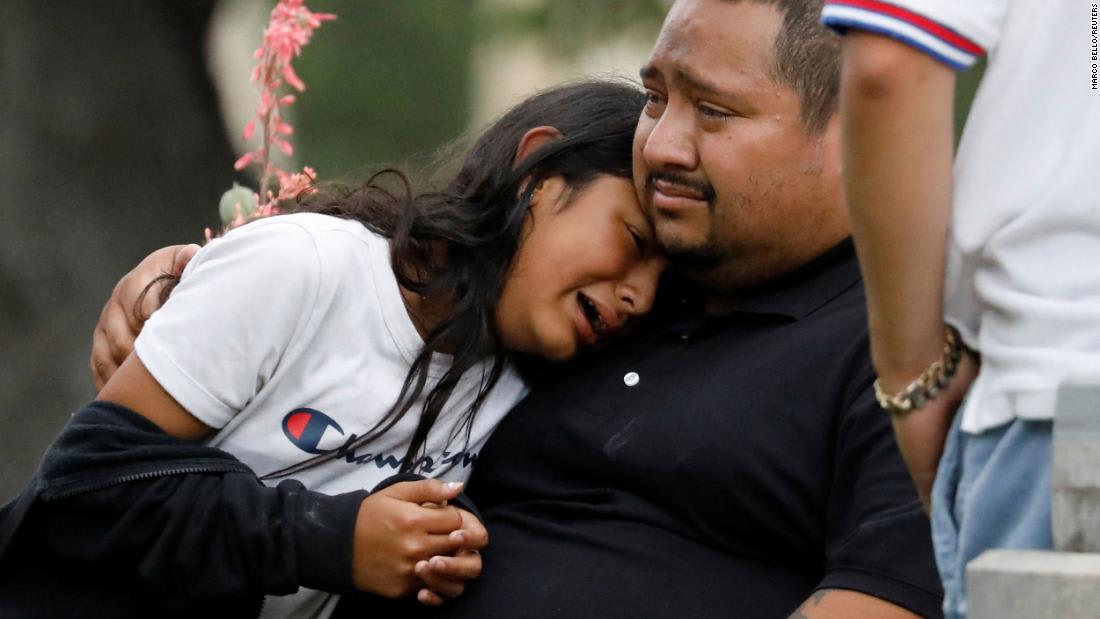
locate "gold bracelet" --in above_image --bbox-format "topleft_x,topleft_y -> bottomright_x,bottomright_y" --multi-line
873,325 -> 965,416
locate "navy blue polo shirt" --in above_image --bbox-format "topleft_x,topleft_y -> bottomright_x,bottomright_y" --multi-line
336,240 -> 943,618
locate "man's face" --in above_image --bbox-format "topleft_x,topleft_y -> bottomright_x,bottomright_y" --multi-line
634,0 -> 847,290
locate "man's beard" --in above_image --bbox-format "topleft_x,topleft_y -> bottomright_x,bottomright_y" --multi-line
643,170 -> 726,272
656,221 -> 728,273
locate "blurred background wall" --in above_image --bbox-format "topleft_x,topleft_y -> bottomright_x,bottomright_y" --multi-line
0,0 -> 979,501
0,0 -> 666,501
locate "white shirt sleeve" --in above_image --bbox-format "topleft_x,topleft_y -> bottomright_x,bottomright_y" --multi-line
821,0 -> 1010,70
133,219 -> 323,429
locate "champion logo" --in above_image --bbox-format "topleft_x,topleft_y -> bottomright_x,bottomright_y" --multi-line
281,408 -> 345,454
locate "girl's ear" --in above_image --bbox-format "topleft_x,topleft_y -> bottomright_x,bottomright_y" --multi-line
515,126 -> 564,165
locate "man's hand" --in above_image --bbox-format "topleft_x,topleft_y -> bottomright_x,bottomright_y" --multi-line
90,244 -> 200,389
352,479 -> 472,598
414,506 -> 489,606
788,589 -> 921,618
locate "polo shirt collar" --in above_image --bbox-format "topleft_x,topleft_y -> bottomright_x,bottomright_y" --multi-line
716,237 -> 861,320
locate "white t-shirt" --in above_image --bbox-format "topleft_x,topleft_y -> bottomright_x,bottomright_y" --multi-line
823,0 -> 1100,432
134,213 -> 528,618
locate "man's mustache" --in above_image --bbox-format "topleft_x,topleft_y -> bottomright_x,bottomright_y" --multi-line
645,172 -> 717,205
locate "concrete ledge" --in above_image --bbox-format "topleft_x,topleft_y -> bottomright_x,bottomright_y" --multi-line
1053,382 -> 1100,552
968,549 -> 1100,618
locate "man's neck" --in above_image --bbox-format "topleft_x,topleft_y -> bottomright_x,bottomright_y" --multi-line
695,235 -> 854,316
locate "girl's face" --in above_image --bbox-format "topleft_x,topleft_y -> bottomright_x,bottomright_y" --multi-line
496,174 -> 667,361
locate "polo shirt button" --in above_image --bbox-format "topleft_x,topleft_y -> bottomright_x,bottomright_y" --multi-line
623,372 -> 640,387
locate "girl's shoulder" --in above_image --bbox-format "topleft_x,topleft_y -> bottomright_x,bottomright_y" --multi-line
232,212 -> 381,245
212,213 -> 388,270
182,213 -> 390,310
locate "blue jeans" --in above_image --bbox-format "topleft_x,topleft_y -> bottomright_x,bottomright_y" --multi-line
931,414 -> 1053,619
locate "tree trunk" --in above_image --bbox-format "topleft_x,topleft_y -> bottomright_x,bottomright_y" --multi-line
0,0 -> 236,500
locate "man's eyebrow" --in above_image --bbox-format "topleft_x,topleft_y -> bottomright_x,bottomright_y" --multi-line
639,64 -> 661,82
674,67 -> 736,100
640,64 -> 740,102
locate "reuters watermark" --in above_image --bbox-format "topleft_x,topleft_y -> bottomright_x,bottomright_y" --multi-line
1093,3 -> 1099,89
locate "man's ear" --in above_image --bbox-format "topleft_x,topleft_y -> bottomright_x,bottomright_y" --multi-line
515,126 -> 564,165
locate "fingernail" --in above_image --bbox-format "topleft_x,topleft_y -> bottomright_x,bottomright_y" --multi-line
451,530 -> 466,543
445,482 -> 464,491
431,556 -> 446,569
415,560 -> 427,574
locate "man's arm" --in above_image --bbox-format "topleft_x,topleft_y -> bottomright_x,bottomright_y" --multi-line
838,32 -> 969,506
91,243 -> 199,389
788,589 -> 921,619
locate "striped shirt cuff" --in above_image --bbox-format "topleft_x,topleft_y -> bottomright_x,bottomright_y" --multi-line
821,0 -> 986,70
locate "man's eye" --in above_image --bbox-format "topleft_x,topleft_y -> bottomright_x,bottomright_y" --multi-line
642,93 -> 665,119
697,104 -> 733,119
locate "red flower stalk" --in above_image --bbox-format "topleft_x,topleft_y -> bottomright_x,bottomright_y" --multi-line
217,0 -> 335,239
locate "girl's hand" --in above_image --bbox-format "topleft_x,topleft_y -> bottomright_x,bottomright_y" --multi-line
352,479 -> 469,597
414,506 -> 489,605
414,548 -> 484,606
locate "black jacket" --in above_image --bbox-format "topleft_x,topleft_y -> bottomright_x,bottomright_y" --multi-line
0,400 -> 466,618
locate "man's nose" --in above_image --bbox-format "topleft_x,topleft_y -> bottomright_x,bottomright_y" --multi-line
642,104 -> 698,172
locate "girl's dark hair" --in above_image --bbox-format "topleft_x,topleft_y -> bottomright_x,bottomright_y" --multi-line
260,79 -> 646,477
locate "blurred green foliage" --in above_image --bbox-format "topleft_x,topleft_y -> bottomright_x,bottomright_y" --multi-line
477,0 -> 668,57
292,0 -> 476,180
286,0 -> 668,184
955,58 -> 986,147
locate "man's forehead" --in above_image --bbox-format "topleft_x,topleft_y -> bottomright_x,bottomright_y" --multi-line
647,0 -> 781,91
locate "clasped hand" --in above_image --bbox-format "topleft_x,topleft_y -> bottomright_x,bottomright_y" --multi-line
355,479 -> 487,606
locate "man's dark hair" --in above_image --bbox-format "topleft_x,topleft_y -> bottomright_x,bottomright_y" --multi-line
264,80 -> 645,478
727,0 -> 840,133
